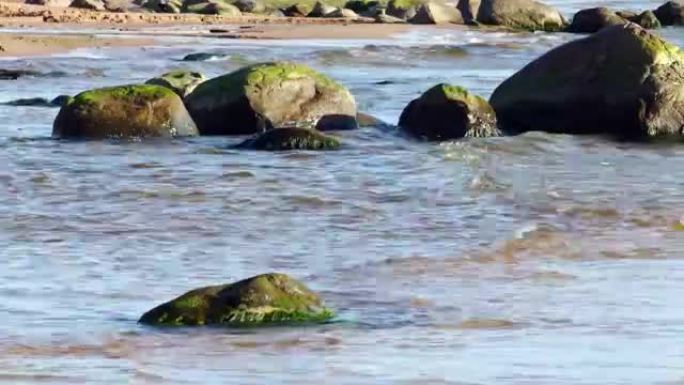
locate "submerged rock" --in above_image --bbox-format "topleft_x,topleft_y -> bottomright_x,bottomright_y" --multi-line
2,97 -> 55,107
139,273 -> 335,326
476,0 -> 565,31
146,70 -> 206,98
409,2 -> 463,24
51,95 -> 73,107
0,69 -> 42,80
53,84 -> 198,139
490,24 -> 684,140
182,52 -> 223,61
185,62 -> 357,135
654,1 -> 684,26
237,127 -> 341,150
399,83 -> 499,141
567,7 -> 628,33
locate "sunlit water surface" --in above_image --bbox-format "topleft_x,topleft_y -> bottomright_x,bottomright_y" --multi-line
1,1 -> 683,384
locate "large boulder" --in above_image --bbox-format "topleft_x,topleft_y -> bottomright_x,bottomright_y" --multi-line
53,84 -> 198,139
185,62 -> 357,135
145,70 -> 206,98
282,3 -> 311,16
399,83 -> 499,141
490,24 -> 684,140
654,1 -> 684,26
139,273 -> 335,326
409,2 -> 463,24
237,127 -> 341,150
567,7 -> 628,33
476,0 -> 565,31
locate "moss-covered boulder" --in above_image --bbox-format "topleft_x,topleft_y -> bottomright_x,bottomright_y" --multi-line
399,84 -> 499,141
654,1 -> 684,26
409,2 -> 463,24
631,10 -> 662,29
490,24 -> 684,140
139,273 -> 335,326
308,1 -> 337,16
476,0 -> 565,31
53,84 -> 198,139
185,62 -> 357,135
282,3 -> 311,16
146,70 -> 206,98
237,127 -> 341,150
567,7 -> 627,33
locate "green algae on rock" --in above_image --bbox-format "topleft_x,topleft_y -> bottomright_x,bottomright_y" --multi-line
237,127 -> 341,151
146,70 -> 206,97
399,83 -> 499,141
476,0 -> 565,31
139,273 -> 335,326
185,62 -> 357,135
53,84 -> 198,139
490,24 -> 684,140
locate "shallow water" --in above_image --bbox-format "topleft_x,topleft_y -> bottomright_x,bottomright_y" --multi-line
2,1 -> 684,383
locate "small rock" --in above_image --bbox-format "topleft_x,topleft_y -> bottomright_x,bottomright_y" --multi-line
629,10 -> 661,29
386,0 -> 419,19
139,273 -> 335,326
181,52 -> 222,61
399,83 -> 499,141
69,0 -> 106,11
0,69 -> 41,80
308,1 -> 337,17
325,7 -> 358,18
50,95 -> 73,107
477,0 -> 565,31
374,10 -> 405,23
232,0 -> 265,13
2,97 -> 54,107
146,70 -> 206,98
282,3 -> 310,16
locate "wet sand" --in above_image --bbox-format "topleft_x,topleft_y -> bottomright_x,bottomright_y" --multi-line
0,32 -> 155,57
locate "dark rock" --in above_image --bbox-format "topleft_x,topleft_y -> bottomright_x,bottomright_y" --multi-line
145,70 -> 206,98
399,83 -> 499,141
282,3 -> 311,16
185,1 -> 241,15
490,24 -> 684,140
184,62 -> 358,135
567,7 -> 628,33
237,127 -> 341,150
308,1 -> 337,16
50,95 -> 73,107
457,0 -> 480,23
139,273 -> 335,326
654,1 -> 684,26
386,0 -> 420,19
2,97 -> 54,107
69,0 -> 106,10
182,52 -> 223,61
53,84 -> 198,139
0,69 -> 41,80
344,0 -> 378,14
476,0 -> 565,31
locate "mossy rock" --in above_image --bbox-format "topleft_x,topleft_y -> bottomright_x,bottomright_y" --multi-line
399,83 -> 500,141
282,3 -> 312,16
237,127 -> 341,150
476,0 -> 565,31
630,10 -> 661,29
387,0 -> 423,19
308,1 -> 338,16
567,7 -> 627,33
409,2 -> 463,24
69,0 -> 106,11
139,273 -> 335,326
490,24 -> 684,140
185,62 -> 357,135
53,84 -> 199,139
232,0 -> 265,13
146,70 -> 206,97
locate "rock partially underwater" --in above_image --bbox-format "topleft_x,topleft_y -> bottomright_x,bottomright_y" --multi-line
139,273 -> 335,326
237,127 -> 341,151
399,83 -> 499,141
185,62 -> 357,135
53,84 -> 198,138
490,24 -> 684,140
